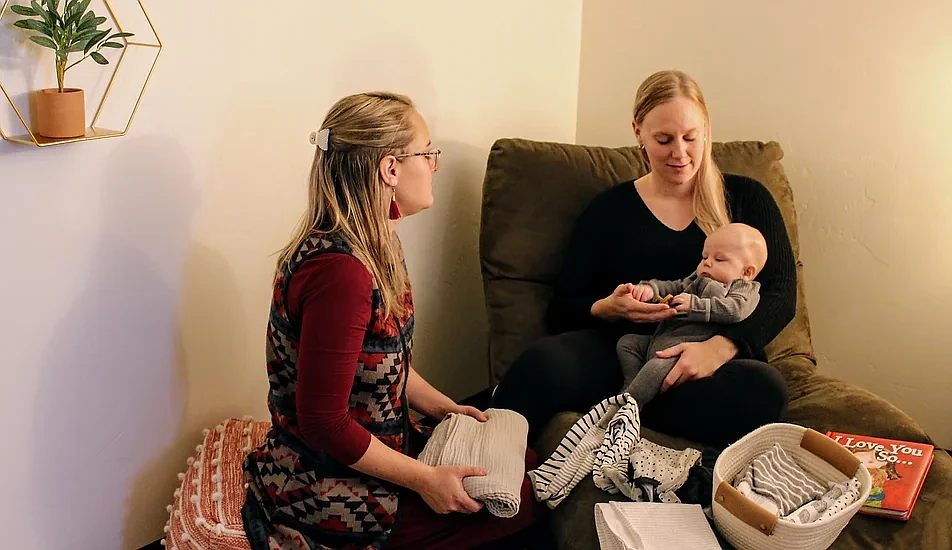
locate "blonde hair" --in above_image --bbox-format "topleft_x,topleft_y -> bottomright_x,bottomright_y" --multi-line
633,70 -> 730,234
276,91 -> 417,317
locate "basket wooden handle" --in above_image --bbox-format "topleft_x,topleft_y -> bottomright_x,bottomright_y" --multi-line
714,481 -> 778,535
800,428 -> 861,477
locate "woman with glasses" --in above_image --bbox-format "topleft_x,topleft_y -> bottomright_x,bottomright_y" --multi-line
242,91 -> 544,550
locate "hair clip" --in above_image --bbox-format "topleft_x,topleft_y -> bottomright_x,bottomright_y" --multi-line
309,128 -> 331,151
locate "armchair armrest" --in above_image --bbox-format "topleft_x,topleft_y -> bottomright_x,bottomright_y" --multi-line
776,357 -> 934,446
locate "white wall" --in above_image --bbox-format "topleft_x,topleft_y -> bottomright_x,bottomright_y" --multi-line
576,1 -> 952,447
0,1 -> 583,548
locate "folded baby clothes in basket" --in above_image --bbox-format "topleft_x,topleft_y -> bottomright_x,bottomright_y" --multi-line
733,443 -> 827,516
785,477 -> 862,524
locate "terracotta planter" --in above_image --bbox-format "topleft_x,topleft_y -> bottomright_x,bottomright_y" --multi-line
35,88 -> 86,139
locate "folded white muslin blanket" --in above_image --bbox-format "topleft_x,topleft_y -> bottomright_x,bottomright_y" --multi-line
417,408 -> 529,518
595,502 -> 722,550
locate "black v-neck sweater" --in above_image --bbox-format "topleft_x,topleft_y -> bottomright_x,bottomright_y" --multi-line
546,174 -> 797,360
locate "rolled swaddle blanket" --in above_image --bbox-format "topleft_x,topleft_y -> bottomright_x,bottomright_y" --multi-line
417,409 -> 529,518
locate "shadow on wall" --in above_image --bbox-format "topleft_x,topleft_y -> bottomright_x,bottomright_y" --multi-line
319,35 -> 489,400
0,138 -> 17,155
126,242 -> 249,549
400,139 -> 492,400
29,135 -> 198,550
0,11 -> 43,141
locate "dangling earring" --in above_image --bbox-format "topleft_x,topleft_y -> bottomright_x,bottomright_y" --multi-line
389,189 -> 401,220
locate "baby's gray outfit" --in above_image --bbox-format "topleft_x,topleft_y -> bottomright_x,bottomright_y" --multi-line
617,274 -> 761,408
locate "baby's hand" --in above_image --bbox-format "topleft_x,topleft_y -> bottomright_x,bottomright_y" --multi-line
630,284 -> 654,302
670,293 -> 692,312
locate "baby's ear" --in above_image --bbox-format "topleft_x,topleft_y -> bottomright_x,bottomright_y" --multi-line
743,265 -> 757,280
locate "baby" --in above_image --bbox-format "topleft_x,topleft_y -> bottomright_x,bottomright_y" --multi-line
617,223 -> 768,409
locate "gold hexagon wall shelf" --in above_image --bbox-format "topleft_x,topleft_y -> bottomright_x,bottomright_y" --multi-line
0,0 -> 161,147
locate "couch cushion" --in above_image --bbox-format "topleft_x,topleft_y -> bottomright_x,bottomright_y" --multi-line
480,138 -> 814,384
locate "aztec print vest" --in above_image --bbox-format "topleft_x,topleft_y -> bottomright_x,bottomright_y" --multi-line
243,233 -> 425,550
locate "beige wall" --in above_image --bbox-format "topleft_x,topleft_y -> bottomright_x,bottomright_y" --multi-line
577,1 -> 952,447
0,1 -> 582,548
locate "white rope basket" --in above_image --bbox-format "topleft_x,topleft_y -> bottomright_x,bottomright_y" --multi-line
712,423 -> 872,550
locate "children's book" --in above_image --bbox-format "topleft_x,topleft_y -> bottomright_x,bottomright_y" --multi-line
826,431 -> 934,520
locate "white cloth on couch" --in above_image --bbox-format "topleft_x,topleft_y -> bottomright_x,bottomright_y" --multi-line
595,502 -> 722,550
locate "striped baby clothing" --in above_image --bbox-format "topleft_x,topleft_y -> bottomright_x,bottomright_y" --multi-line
417,409 -> 529,518
593,395 -> 642,495
528,395 -> 632,508
733,443 -> 827,516
528,394 -> 700,508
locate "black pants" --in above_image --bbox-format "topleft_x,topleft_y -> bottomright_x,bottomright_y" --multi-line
490,329 -> 788,448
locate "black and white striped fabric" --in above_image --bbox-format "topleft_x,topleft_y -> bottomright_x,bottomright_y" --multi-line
593,395 -> 642,495
527,395 -> 632,508
528,394 -> 701,508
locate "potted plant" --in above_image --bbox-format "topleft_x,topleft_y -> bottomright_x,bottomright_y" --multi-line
10,0 -> 133,138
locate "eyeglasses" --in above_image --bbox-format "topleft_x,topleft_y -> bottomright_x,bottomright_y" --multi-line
394,148 -> 441,172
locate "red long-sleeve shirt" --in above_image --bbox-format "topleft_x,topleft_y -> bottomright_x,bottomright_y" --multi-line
287,253 -> 374,465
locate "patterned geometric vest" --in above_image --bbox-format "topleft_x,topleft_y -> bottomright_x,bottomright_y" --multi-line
242,233 -> 425,550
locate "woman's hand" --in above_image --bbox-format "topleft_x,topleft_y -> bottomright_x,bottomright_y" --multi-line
656,335 -> 738,392
591,284 -> 678,323
450,405 -> 488,422
406,368 -> 489,422
415,465 -> 487,514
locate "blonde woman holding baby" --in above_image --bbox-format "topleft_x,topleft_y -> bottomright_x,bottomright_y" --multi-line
492,70 -> 797,448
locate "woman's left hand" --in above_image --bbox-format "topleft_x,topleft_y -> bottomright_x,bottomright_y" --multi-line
656,336 -> 738,392
450,405 -> 488,422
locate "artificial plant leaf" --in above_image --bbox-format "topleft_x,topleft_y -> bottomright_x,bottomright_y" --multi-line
31,0 -> 52,27
14,19 -> 52,37
107,32 -> 135,40
100,41 -> 123,48
29,35 -> 57,49
47,0 -> 61,24
77,9 -> 94,26
76,15 -> 106,34
64,1 -> 81,26
71,29 -> 99,46
68,41 -> 85,52
76,0 -> 92,18
90,51 -> 108,65
84,28 -> 109,53
10,5 -> 38,16
67,0 -> 92,26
